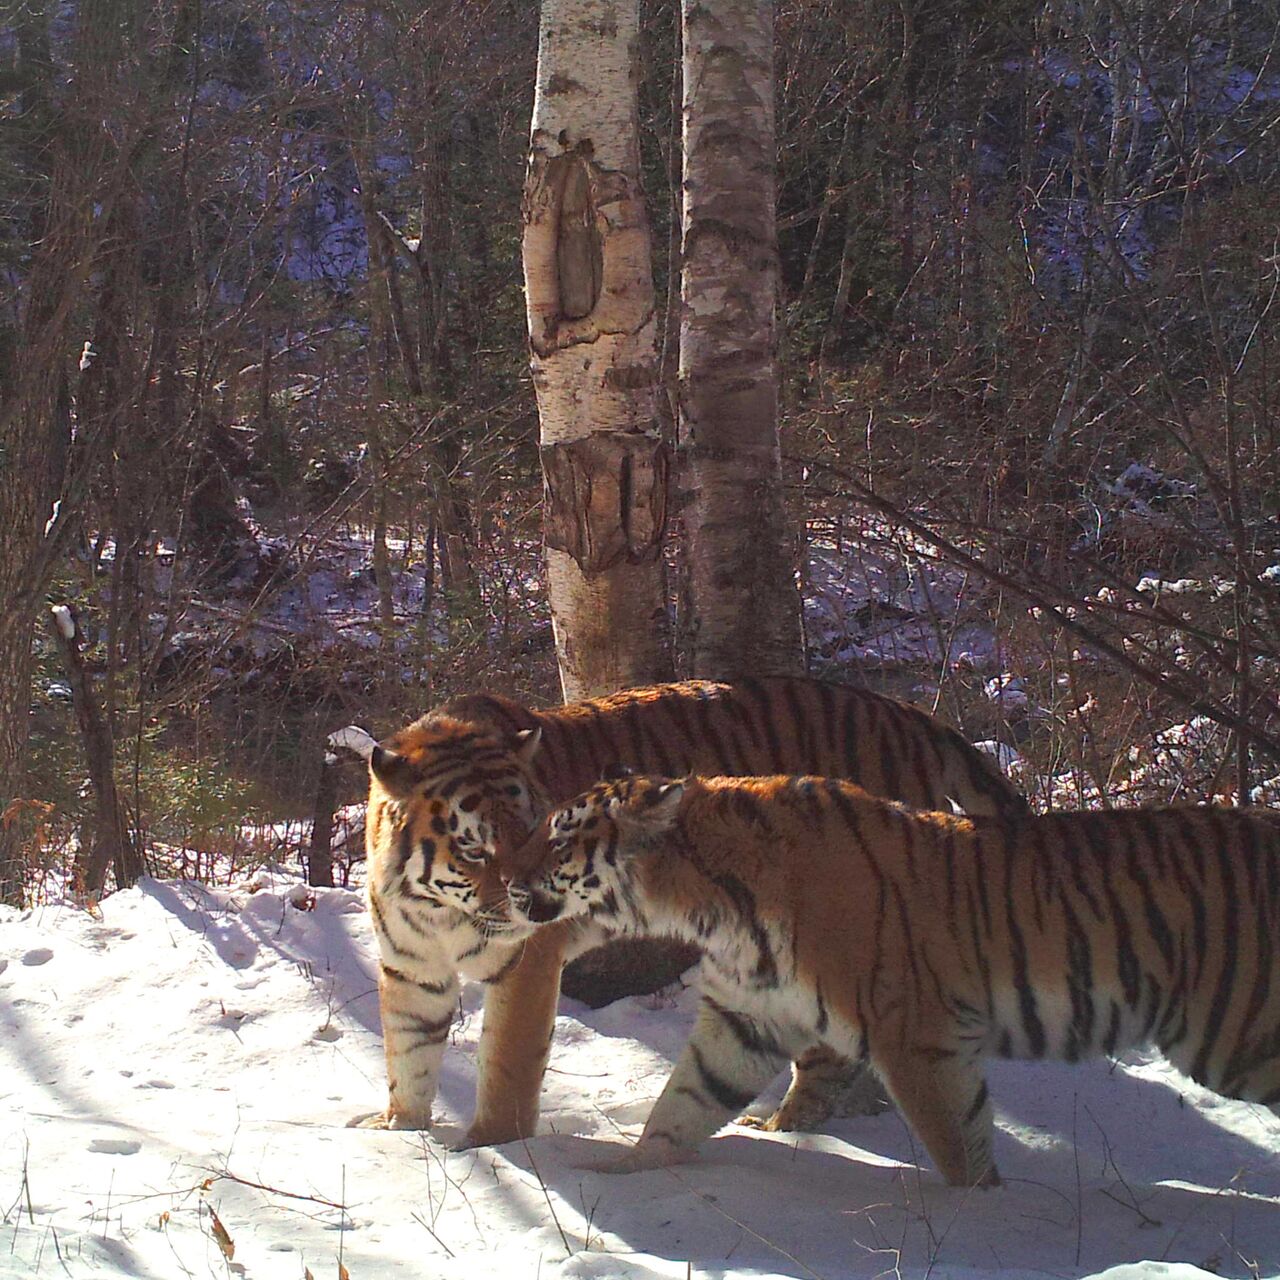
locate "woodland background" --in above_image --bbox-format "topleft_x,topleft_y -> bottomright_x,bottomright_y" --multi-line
3,0 -> 1280,905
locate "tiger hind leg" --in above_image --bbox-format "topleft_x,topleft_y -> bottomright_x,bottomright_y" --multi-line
738,1044 -> 889,1131
873,1047 -> 999,1188
1163,1025 -> 1280,1119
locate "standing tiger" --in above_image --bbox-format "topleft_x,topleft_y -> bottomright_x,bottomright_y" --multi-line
334,676 -> 1026,1146
506,773 -> 1280,1187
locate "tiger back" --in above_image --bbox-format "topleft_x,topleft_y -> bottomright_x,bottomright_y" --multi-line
349,676 -> 1026,1144
446,677 -> 1026,820
506,773 -> 1280,1186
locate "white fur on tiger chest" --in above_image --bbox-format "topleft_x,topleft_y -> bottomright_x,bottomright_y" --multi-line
370,865 -> 487,969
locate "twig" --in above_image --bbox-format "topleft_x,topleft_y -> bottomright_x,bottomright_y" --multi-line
410,1209 -> 457,1258
199,1166 -> 347,1212
1085,1105 -> 1162,1228
1073,1093 -> 1083,1267
338,1166 -> 347,1278
519,1137 -> 573,1259
14,1135 -> 35,1226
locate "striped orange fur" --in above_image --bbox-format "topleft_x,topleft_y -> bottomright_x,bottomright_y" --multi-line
357,677 -> 1025,1144
507,774 -> 1280,1186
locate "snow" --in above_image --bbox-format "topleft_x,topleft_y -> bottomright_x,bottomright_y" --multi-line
805,525 -> 1004,674
49,606 -> 75,642
326,725 -> 378,762
4,874 -> 1278,1280
982,674 -> 1028,710
971,740 -> 1027,775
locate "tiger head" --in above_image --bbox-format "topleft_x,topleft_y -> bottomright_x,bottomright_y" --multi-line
342,716 -> 549,933
505,774 -> 687,927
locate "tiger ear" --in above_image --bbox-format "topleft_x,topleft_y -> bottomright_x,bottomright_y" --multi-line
613,779 -> 685,841
370,744 -> 419,796
513,726 -> 542,766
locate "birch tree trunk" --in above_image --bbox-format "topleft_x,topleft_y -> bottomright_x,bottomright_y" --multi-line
679,0 -> 803,678
523,0 -> 670,701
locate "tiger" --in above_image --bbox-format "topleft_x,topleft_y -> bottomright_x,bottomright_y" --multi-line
504,772 -> 1280,1187
332,676 -> 1027,1147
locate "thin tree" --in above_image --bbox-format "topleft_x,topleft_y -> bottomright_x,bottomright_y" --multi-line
679,0 -> 803,678
0,5 -> 119,903
44,606 -> 144,895
522,0 -> 671,700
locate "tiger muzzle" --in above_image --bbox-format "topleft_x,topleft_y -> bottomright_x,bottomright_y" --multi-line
507,882 -> 563,925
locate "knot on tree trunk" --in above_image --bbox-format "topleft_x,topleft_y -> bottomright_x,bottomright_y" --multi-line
541,434 -> 668,574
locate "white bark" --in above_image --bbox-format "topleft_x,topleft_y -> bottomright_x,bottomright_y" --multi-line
524,0 -> 670,700
679,0 -> 803,678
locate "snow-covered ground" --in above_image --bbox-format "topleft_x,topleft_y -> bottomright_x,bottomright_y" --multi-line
3,873 -> 1278,1280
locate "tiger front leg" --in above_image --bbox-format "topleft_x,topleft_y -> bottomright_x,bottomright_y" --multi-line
374,961 -> 461,1130
873,1046 -> 999,1188
466,927 -> 568,1147
587,997 -> 789,1173
739,1043 -> 889,1131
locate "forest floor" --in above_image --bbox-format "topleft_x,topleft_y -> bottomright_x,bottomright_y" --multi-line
3,870 -> 1278,1280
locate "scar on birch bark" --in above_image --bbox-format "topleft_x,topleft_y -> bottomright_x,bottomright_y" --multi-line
542,435 -> 668,574
557,152 -> 602,320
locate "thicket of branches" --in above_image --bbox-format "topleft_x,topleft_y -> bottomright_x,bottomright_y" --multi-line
2,0 -> 1278,901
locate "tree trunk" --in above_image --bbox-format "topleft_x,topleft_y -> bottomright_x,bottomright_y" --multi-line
357,136 -> 479,616
0,8 -> 76,904
307,755 -> 337,889
678,0 -> 803,679
353,140 -> 401,642
524,0 -> 681,1002
45,606 -> 144,895
522,0 -> 671,702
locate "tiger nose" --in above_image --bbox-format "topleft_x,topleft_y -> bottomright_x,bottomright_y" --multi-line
526,895 -> 562,924
511,885 -> 562,924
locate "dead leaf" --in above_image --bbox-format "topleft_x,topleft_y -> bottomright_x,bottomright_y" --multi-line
208,1206 -> 235,1261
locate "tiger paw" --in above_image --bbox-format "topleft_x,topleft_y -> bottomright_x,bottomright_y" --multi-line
576,1136 -> 692,1175
758,1074 -> 890,1131
347,1110 -> 391,1129
348,1108 -> 433,1131
735,1111 -> 783,1132
463,1118 -> 528,1149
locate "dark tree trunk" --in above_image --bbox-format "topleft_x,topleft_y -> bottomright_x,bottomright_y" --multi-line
307,757 -> 337,889
0,6 -> 67,904
45,606 -> 144,895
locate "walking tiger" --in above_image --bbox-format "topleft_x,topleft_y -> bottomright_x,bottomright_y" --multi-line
505,772 -> 1280,1186
333,677 -> 1025,1146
